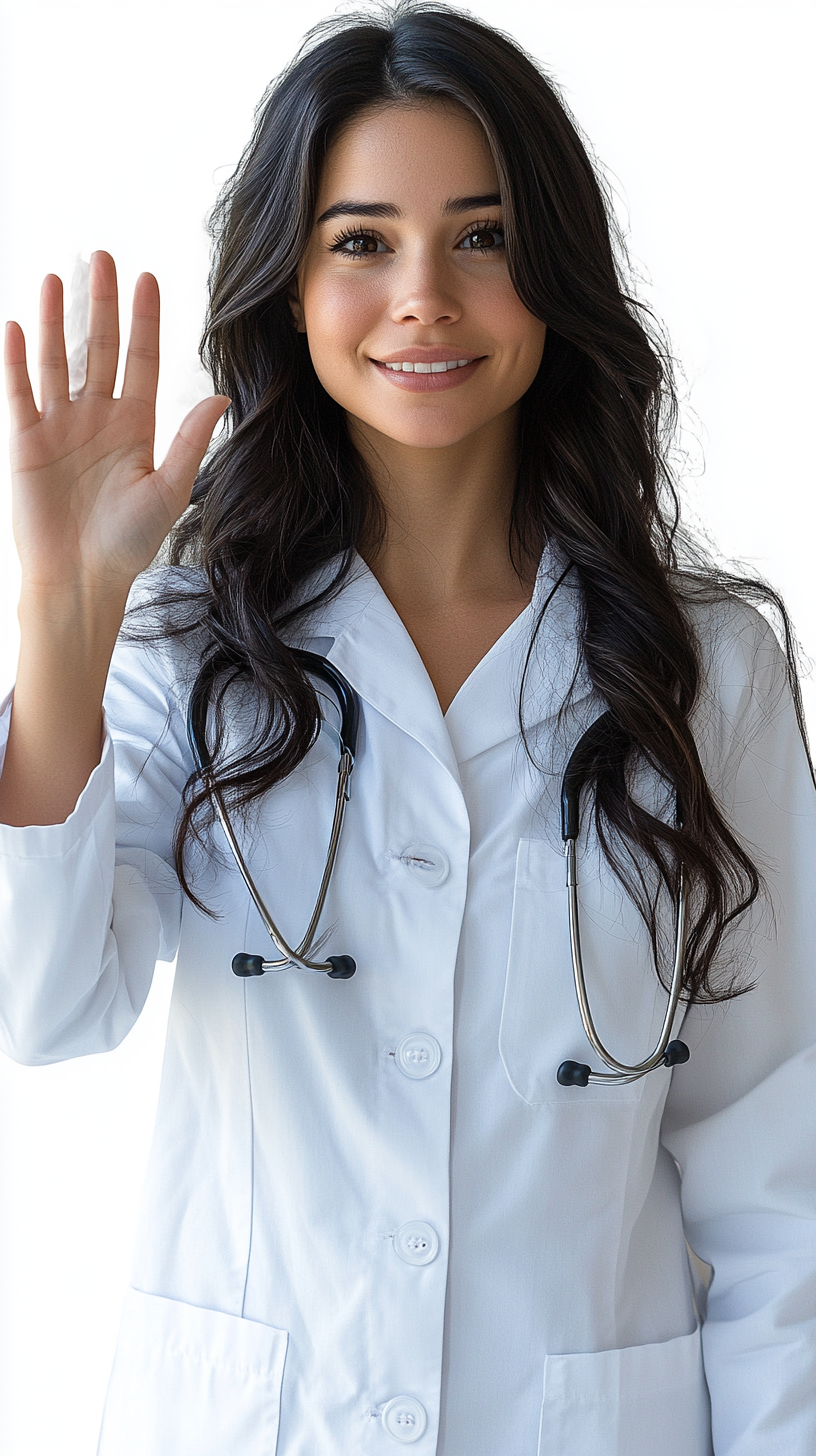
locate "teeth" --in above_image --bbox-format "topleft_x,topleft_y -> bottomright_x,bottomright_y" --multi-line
383,359 -> 474,372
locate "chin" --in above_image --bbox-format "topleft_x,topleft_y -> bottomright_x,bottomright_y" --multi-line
363,413 -> 487,450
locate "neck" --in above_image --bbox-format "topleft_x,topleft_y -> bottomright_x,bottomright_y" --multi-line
350,408 -> 537,609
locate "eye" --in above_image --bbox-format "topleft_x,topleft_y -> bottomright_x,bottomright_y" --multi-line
458,221 -> 506,254
329,228 -> 389,257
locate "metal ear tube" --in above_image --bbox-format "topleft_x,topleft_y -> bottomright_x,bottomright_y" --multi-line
556,712 -> 690,1087
187,649 -> 360,981
232,952 -> 356,979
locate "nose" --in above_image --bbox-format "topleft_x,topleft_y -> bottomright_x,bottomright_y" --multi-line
389,250 -> 462,328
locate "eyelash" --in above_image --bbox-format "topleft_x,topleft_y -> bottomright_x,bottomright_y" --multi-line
328,217 -> 506,257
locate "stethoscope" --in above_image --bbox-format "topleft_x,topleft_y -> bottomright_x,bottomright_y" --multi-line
187,649 -> 359,981
187,657 -> 689,1085
555,709 -> 689,1087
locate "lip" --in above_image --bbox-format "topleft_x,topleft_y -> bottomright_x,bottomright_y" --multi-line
370,347 -> 486,392
373,347 -> 483,364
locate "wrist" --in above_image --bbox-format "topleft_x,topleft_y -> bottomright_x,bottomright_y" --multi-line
18,576 -> 131,639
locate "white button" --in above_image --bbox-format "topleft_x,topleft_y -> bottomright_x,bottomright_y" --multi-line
394,1221 -> 439,1266
401,843 -> 450,888
395,1033 -> 442,1079
382,1395 -> 428,1443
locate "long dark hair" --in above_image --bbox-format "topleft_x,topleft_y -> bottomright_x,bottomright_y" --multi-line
148,0 -> 810,1002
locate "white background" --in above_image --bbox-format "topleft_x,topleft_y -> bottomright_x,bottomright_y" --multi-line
0,1 -> 813,1451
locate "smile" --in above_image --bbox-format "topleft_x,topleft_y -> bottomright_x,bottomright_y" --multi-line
371,355 -> 485,392
384,359 -> 471,373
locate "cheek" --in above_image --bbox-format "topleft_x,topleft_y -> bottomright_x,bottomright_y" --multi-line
303,274 -> 379,369
480,277 -> 547,363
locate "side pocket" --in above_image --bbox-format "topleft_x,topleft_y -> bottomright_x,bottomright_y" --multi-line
97,1289 -> 289,1456
538,1326 -> 712,1456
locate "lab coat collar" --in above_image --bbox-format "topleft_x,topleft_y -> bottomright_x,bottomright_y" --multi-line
293,542 -> 593,773
444,545 -> 593,764
301,558 -> 462,783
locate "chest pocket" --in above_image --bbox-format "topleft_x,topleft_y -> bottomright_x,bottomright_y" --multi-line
499,838 -> 668,1105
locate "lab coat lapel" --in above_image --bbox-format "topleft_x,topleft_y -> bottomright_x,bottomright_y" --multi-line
300,558 -> 463,784
443,543 -> 594,765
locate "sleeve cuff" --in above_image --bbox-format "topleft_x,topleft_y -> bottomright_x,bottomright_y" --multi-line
0,719 -> 115,861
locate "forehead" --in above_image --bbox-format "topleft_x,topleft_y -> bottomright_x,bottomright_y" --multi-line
315,101 -> 499,211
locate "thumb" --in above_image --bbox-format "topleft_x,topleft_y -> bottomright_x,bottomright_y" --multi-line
155,395 -> 230,510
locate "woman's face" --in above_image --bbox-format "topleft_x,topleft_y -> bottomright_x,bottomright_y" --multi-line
291,101 -> 547,452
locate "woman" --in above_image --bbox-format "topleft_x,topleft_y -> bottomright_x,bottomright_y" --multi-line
1,3 -> 814,1452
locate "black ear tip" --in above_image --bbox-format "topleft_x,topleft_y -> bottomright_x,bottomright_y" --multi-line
232,953 -> 266,977
663,1040 -> 690,1066
557,1060 -> 591,1087
327,955 -> 356,980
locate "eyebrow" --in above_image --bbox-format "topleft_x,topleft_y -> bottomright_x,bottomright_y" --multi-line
315,192 -> 502,225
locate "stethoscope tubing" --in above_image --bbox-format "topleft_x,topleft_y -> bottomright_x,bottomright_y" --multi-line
564,844 -> 688,1082
187,647 -> 359,977
187,636 -> 691,1079
208,755 -> 353,973
558,709 -> 690,1086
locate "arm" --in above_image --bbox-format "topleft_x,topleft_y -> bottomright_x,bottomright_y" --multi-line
0,253 -> 226,1061
661,608 -> 816,1453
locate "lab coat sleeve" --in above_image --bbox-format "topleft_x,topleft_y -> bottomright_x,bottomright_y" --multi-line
0,611 -> 189,1066
660,605 -> 816,1454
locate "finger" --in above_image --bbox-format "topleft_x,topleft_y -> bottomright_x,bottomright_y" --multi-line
38,274 -> 69,407
4,321 -> 40,433
153,396 -> 230,514
83,250 -> 120,397
121,272 -> 160,404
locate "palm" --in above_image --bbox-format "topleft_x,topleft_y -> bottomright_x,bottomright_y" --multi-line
4,254 -> 228,598
13,392 -> 167,591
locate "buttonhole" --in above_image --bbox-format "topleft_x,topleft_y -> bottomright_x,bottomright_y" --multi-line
388,850 -> 434,869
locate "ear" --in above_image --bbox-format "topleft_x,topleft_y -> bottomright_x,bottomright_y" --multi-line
288,278 -> 307,334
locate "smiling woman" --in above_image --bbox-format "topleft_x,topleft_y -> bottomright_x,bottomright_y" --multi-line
1,3 -> 815,1455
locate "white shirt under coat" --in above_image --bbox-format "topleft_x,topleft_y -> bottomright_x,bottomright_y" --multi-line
0,546 -> 814,1456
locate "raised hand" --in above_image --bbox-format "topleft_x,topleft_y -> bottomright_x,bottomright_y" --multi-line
4,251 -> 228,603
0,253 -> 229,827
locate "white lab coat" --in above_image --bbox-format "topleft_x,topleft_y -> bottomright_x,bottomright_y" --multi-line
0,545 -> 814,1456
